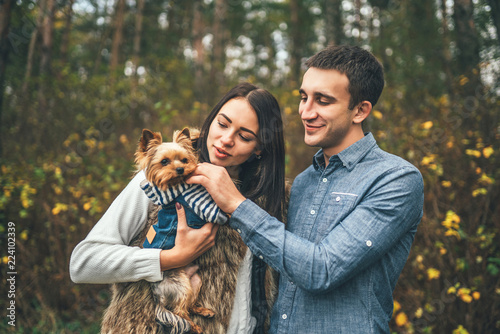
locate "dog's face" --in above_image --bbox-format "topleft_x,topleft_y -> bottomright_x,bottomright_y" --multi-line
135,128 -> 198,190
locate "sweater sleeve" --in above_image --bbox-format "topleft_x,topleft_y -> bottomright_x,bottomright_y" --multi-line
69,170 -> 163,284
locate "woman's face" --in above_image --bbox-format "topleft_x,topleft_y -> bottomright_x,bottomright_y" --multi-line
206,97 -> 261,168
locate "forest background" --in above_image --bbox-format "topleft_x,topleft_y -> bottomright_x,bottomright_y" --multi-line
0,0 -> 499,333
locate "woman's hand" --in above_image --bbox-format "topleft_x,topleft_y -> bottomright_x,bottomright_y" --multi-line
159,203 -> 219,271
186,163 -> 246,214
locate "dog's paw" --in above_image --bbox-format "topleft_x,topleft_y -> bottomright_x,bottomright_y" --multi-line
190,306 -> 215,319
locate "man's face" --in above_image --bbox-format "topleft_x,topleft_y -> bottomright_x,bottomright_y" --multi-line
299,67 -> 358,158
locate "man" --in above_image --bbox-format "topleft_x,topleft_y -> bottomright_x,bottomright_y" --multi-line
189,45 -> 424,333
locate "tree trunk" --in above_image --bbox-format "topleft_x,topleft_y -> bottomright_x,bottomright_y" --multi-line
110,0 -> 126,74
131,0 -> 145,91
209,0 -> 227,102
22,0 -> 45,94
193,0 -> 206,104
0,0 -> 15,157
453,0 -> 482,91
324,0 -> 343,46
487,0 -> 500,47
289,0 -> 302,84
439,0 -> 454,94
60,0 -> 75,65
38,0 -> 56,118
39,0 -> 55,77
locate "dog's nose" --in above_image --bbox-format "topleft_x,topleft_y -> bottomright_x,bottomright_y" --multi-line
176,167 -> 184,175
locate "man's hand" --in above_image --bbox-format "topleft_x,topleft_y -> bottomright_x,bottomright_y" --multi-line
186,163 -> 246,214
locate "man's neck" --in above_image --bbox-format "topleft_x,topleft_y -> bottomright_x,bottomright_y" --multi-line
323,128 -> 365,167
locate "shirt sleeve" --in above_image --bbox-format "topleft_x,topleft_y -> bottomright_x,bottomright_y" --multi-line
69,170 -> 163,284
229,166 -> 424,293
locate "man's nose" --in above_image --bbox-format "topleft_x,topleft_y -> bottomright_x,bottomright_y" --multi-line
299,100 -> 317,120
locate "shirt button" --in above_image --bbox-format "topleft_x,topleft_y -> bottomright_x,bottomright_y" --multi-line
259,255 -> 263,260
322,178 -> 327,182
237,229 -> 242,234
282,314 -> 287,320
310,210 -> 316,215
366,240 -> 373,247
336,196 -> 341,202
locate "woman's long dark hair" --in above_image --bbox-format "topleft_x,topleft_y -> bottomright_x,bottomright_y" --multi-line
197,83 -> 286,222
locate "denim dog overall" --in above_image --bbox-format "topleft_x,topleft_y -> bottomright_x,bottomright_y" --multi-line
140,180 -> 228,250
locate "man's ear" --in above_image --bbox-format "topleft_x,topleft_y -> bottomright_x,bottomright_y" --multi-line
353,101 -> 372,124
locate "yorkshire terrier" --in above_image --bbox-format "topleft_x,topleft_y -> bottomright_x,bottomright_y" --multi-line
101,127 -> 227,334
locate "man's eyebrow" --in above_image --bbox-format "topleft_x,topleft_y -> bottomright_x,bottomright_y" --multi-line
219,113 -> 258,137
299,89 -> 336,101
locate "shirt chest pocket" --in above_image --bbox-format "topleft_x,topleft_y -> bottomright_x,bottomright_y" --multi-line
317,192 -> 358,236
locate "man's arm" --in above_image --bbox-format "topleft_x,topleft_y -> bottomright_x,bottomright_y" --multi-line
230,166 -> 424,293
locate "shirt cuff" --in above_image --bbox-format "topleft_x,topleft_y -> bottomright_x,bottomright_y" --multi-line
229,199 -> 268,243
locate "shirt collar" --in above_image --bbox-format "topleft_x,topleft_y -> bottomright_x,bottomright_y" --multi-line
313,132 -> 377,171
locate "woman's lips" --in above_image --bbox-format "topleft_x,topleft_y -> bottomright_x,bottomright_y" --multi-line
214,146 -> 231,159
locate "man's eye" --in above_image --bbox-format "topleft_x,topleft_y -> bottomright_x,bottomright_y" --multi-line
161,159 -> 170,166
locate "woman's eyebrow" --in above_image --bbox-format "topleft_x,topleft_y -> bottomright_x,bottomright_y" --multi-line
219,113 -> 258,137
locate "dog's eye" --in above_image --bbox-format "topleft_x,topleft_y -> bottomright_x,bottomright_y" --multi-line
161,159 -> 170,166
181,158 -> 188,163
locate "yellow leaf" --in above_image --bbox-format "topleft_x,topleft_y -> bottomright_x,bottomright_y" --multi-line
2,256 -> 8,264
83,202 -> 92,211
439,247 -> 447,255
395,312 -> 408,327
372,110 -> 383,119
441,180 -> 452,188
420,121 -> 433,129
483,146 -> 494,158
472,188 -> 487,197
20,230 -> 28,241
472,291 -> 480,300
292,89 -> 300,96
459,76 -> 469,86
120,134 -> 129,145
453,325 -> 470,334
460,294 -> 473,303
465,149 -> 481,158
427,268 -> 440,280
52,206 -> 61,215
447,286 -> 457,295
393,300 -> 401,313
414,308 -> 423,319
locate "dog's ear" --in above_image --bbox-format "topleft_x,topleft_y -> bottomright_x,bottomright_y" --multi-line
135,129 -> 162,169
173,127 -> 193,150
139,129 -> 162,152
189,128 -> 200,150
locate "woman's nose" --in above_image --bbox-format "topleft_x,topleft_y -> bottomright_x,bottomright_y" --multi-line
220,133 -> 234,147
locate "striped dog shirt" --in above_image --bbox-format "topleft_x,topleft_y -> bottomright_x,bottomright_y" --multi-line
140,179 -> 228,249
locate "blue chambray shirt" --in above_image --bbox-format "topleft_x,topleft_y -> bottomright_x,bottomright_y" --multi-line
230,133 -> 424,334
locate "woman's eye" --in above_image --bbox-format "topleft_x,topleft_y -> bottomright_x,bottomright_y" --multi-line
217,121 -> 228,128
239,134 -> 252,142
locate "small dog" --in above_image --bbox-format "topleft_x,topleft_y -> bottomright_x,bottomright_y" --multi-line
101,127 -> 222,334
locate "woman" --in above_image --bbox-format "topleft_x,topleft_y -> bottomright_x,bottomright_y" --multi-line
70,83 -> 286,333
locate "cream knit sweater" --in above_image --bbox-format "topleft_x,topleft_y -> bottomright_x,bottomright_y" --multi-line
69,170 -> 255,333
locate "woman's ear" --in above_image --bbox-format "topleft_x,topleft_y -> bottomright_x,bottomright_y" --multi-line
353,101 -> 372,124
